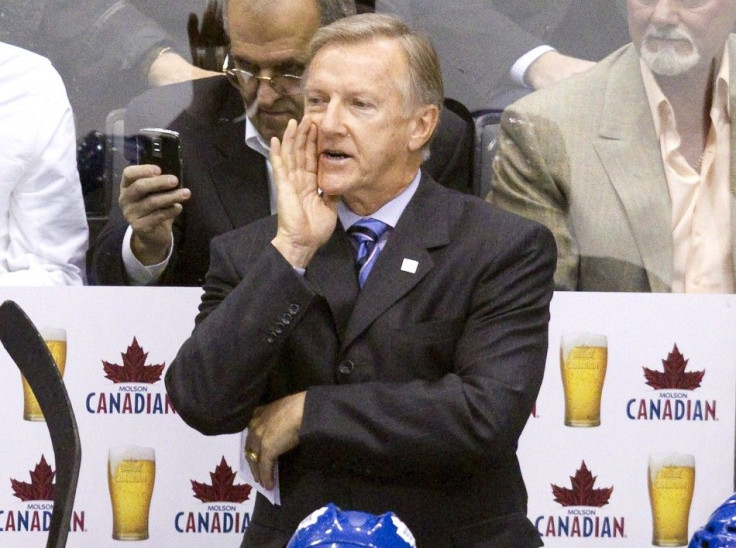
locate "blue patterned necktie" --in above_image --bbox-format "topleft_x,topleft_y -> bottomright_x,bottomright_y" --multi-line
347,218 -> 390,287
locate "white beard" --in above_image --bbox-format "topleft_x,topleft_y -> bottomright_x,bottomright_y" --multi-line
639,25 -> 701,76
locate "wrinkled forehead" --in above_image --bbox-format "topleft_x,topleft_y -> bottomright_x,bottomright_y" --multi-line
305,38 -> 411,99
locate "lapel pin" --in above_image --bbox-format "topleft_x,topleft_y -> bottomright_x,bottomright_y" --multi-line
401,258 -> 419,274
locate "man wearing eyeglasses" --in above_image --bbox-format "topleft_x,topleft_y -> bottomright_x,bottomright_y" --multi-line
491,0 -> 736,293
91,0 -> 473,286
91,0 -> 354,285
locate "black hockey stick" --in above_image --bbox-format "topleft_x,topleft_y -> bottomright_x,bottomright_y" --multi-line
0,300 -> 81,548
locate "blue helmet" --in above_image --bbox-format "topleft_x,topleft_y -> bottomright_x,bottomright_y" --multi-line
286,503 -> 416,548
689,493 -> 736,548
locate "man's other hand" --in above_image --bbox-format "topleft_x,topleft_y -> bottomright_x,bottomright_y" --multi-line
119,164 -> 191,265
245,392 -> 306,490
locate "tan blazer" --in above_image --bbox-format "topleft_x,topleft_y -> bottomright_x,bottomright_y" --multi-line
491,38 -> 736,292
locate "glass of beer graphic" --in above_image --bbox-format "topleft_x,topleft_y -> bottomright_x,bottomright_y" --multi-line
108,446 -> 156,541
21,326 -> 67,421
648,452 -> 695,546
559,332 -> 608,427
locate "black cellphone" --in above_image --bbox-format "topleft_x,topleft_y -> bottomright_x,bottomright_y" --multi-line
135,128 -> 184,187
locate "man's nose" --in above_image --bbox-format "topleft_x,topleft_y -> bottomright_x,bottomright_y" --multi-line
649,0 -> 681,26
254,71 -> 282,107
315,101 -> 345,135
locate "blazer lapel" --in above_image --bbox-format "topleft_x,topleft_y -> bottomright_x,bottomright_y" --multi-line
342,176 -> 450,349
592,46 -> 673,292
208,86 -> 271,229
305,227 -> 360,343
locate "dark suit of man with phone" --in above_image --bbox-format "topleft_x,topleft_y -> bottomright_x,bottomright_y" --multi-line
166,14 -> 555,547
91,0 -> 356,286
91,0 -> 473,286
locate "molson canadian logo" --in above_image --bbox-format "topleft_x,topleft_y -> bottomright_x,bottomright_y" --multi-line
0,455 -> 85,534
626,344 -> 716,422
175,456 -> 252,535
535,461 -> 626,539
85,337 -> 177,415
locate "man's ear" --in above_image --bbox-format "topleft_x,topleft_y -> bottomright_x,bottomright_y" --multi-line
407,104 -> 440,153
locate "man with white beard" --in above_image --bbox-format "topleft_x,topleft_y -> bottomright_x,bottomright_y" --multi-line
490,0 -> 736,293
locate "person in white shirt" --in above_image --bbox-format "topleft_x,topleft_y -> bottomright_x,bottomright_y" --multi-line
0,42 -> 88,286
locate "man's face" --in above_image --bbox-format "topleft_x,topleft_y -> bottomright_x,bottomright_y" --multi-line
227,0 -> 321,141
304,38 -> 435,214
628,0 -> 736,77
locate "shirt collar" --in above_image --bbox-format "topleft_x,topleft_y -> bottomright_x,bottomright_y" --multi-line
238,113 -> 270,160
338,170 -> 422,230
640,45 -> 730,138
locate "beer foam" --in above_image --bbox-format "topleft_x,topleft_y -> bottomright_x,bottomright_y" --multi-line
38,326 -> 66,341
561,332 -> 607,361
648,452 -> 695,479
109,446 -> 155,471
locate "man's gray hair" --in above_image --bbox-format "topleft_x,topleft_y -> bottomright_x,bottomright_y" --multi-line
307,13 -> 444,111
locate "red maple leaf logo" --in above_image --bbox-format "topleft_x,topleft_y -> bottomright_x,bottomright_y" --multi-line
551,461 -> 613,507
10,455 -> 55,501
103,337 -> 165,383
191,457 -> 252,503
643,344 -> 704,390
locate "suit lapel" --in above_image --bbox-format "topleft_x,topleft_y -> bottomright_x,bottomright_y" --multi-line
208,86 -> 271,229
593,47 -> 673,292
305,227 -> 360,343
341,176 -> 450,349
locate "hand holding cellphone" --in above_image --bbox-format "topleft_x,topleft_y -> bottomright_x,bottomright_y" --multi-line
135,128 -> 184,188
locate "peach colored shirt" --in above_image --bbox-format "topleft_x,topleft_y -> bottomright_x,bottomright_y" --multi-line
640,49 -> 733,293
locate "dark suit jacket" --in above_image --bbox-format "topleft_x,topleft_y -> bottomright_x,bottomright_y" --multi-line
92,76 -> 271,286
165,175 -> 556,547
92,75 -> 474,286
377,0 -> 629,110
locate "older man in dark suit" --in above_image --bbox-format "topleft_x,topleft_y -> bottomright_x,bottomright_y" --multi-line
165,13 -> 555,547
90,0 -> 353,286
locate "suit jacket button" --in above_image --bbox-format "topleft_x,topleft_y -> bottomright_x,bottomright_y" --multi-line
338,360 -> 355,375
274,322 -> 284,334
280,313 -> 292,325
288,303 -> 300,314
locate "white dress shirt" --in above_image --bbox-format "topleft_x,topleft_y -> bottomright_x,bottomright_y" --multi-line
0,42 -> 88,286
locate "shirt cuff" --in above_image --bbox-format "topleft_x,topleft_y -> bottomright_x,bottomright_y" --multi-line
121,225 -> 173,285
511,45 -> 557,88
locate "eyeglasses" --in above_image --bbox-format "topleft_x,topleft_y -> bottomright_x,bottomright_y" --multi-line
222,54 -> 303,96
